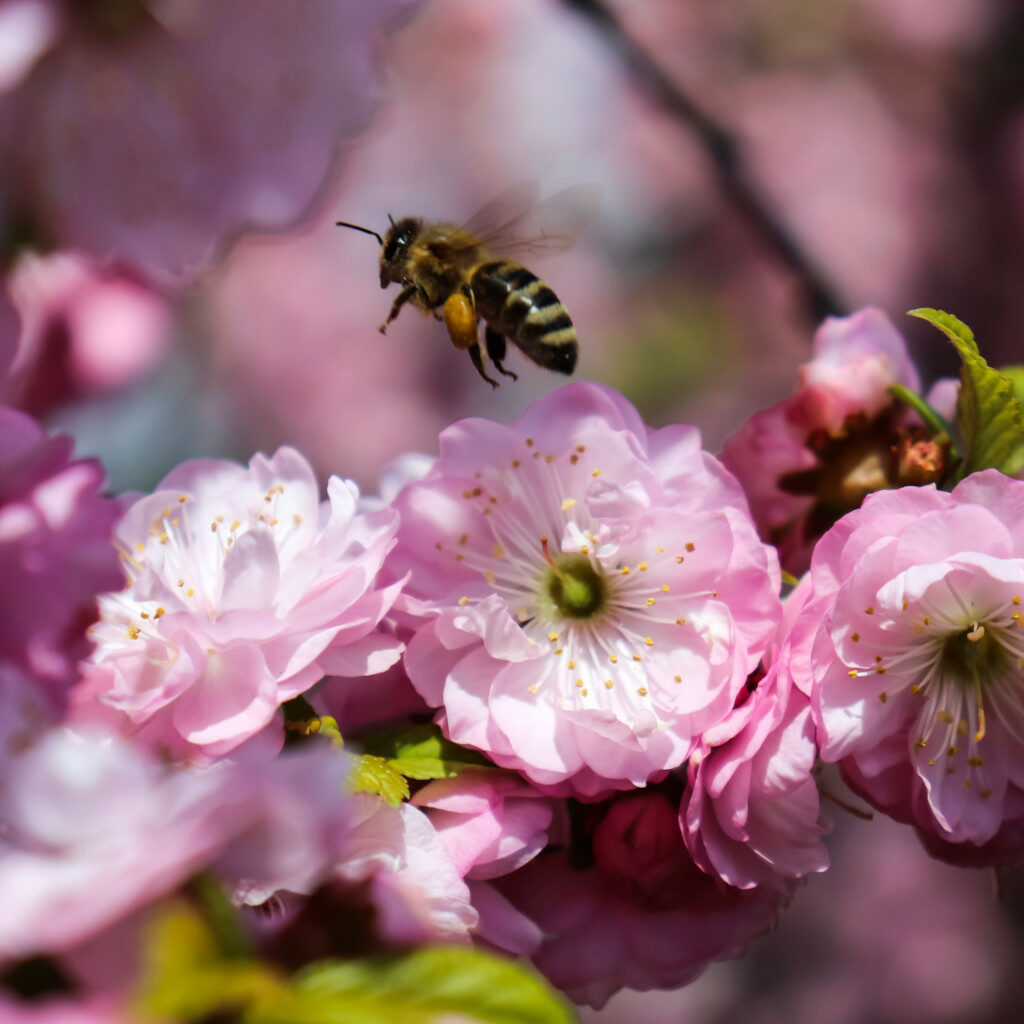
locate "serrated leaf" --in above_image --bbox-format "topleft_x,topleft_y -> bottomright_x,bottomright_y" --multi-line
245,946 -> 577,1024
351,754 -> 410,806
908,307 -> 977,352
1000,365 -> 1024,401
909,308 -> 1024,479
360,723 -> 492,781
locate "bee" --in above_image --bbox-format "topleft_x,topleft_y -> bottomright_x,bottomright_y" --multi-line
336,184 -> 596,388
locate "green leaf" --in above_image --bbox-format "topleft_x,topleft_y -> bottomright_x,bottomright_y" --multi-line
360,723 -> 492,781
131,903 -> 283,1022
351,754 -> 410,806
247,946 -> 578,1024
886,383 -> 954,443
908,308 -> 1024,479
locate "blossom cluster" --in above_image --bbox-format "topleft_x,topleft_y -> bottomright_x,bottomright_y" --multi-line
2,304 -> 1024,1019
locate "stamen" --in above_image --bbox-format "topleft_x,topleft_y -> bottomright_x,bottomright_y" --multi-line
973,667 -> 987,742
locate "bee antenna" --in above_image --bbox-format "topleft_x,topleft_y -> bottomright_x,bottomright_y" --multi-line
387,213 -> 396,226
335,221 -> 384,246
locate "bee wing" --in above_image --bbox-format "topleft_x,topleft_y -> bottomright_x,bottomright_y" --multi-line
465,183 -> 600,260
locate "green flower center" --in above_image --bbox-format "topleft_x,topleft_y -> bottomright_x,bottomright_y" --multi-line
939,621 -> 1010,683
539,553 -> 608,621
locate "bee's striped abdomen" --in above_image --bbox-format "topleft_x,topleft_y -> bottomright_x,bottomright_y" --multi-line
472,260 -> 578,374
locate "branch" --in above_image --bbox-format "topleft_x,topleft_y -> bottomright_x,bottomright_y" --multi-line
562,0 -> 848,324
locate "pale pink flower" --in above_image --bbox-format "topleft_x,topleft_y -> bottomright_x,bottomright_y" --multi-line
0,996 -> 133,1024
412,770 -> 555,879
0,0 -> 416,272
0,662 -> 55,774
315,653 -> 430,736
800,471 -> 1024,859
682,583 -> 830,890
721,308 -> 927,575
395,382 -> 782,797
332,796 -> 478,944
0,0 -> 57,95
0,727 -> 353,962
82,446 -> 402,757
7,250 -> 172,414
0,407 -> 121,709
495,798 -> 785,1009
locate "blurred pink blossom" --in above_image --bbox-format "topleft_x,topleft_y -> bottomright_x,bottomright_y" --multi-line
0,996 -> 134,1024
0,727 -> 352,962
6,250 -> 173,413
0,407 -> 121,709
394,382 -> 782,798
0,0 -> 57,95
412,770 -> 555,880
81,446 -> 402,757
496,835 -> 784,1008
800,472 -> 1024,861
0,0 -> 416,272
333,796 -> 478,944
721,308 -> 926,575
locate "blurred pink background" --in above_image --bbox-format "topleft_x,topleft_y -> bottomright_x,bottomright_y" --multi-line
4,0 -> 1024,1018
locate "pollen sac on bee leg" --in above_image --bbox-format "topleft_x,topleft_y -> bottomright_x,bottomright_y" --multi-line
443,292 -> 479,350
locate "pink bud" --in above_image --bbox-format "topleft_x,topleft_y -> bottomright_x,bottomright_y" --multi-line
592,793 -> 698,902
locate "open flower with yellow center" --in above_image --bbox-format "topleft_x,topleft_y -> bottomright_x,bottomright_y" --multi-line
391,383 -> 782,797
803,472 -> 1024,858
82,447 -> 402,757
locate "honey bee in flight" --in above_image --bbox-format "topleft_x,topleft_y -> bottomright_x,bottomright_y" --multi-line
336,184 -> 597,387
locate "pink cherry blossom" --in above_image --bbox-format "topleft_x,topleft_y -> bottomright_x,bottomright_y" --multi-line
0,407 -> 121,710
0,727 -> 353,962
495,797 -> 785,1008
721,308 -> 927,575
6,250 -> 172,414
682,582 -> 830,891
395,382 -> 782,797
412,770 -> 556,879
0,996 -> 133,1024
798,471 -> 1024,859
0,0 -> 417,273
332,796 -> 478,944
81,446 -> 402,757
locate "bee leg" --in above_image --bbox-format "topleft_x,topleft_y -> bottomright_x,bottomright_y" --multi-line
443,290 -> 479,351
484,327 -> 518,381
468,341 -> 500,389
379,283 -> 421,334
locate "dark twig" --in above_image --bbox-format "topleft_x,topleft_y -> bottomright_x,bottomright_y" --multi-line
562,0 -> 848,324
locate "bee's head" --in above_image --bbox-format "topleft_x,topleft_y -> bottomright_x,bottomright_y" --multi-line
379,217 -> 421,288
